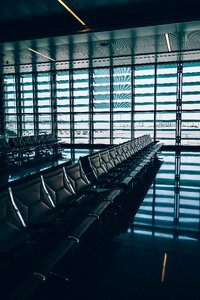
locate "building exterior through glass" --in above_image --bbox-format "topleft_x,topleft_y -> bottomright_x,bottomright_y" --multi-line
2,61 -> 200,145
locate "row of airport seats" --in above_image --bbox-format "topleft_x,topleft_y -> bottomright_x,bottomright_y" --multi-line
0,134 -> 61,168
0,134 -> 162,299
80,134 -> 163,188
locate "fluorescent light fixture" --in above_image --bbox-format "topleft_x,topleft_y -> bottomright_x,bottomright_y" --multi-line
58,0 -> 86,26
165,33 -> 171,52
28,48 -> 56,62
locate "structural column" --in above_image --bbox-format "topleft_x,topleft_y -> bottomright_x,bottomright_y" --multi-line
89,68 -> 94,145
15,73 -> 22,137
51,71 -> 57,137
110,67 -> 113,144
0,75 -> 4,135
176,63 -> 183,146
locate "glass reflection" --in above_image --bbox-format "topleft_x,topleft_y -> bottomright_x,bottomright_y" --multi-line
132,151 -> 200,240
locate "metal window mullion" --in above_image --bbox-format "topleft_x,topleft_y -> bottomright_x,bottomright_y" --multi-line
69,70 -> 74,144
154,64 -> 157,142
0,75 -> 4,135
178,63 -> 183,145
89,69 -> 93,145
20,76 -> 26,135
110,67 -> 113,144
33,72 -> 39,135
51,71 -> 57,136
15,74 -> 22,137
131,66 -> 135,140
175,63 -> 183,146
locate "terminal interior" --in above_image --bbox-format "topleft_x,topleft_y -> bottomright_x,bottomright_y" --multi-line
0,1 -> 200,299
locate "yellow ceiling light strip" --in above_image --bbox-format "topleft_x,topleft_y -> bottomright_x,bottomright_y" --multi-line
28,48 -> 56,62
165,33 -> 172,52
58,0 -> 86,26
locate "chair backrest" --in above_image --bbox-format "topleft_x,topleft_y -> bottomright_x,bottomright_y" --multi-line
10,176 -> 55,225
131,140 -> 139,153
0,139 -> 10,151
33,135 -> 39,145
128,140 -> 136,156
79,155 -> 96,182
108,148 -> 121,166
121,144 -> 130,160
88,153 -> 107,179
64,162 -> 90,193
115,146 -> 126,163
38,134 -> 47,144
9,137 -> 22,148
0,189 -> 25,254
42,167 -> 75,207
100,150 -> 115,171
125,141 -> 133,157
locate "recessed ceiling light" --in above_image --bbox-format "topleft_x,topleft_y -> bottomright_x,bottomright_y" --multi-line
165,33 -> 171,52
28,48 -> 56,62
58,0 -> 86,26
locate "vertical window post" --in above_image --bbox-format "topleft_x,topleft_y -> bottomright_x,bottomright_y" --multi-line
0,75 -> 4,135
110,67 -> 113,145
131,65 -> 135,140
89,68 -> 94,145
15,73 -> 22,137
176,63 -> 183,146
33,72 -> 39,136
51,71 -> 57,137
154,64 -> 157,142
69,70 -> 74,145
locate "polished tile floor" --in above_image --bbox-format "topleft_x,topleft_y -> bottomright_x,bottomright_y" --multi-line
27,150 -> 200,300
133,150 -> 200,238
0,157 -> 69,187
2,150 -> 200,300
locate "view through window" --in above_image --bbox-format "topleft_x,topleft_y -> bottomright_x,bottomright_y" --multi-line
2,62 -> 200,145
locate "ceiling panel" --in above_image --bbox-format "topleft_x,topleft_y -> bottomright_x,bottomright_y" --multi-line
1,0 -> 200,43
1,2 -> 200,72
1,20 -> 200,70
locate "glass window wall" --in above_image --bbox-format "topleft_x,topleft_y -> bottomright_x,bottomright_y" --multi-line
2,61 -> 200,146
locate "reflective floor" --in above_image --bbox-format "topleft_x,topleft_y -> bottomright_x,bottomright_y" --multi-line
0,157 -> 69,187
101,150 -> 200,300
0,148 -> 93,187
85,151 -> 200,300
2,150 -> 200,300
132,151 -> 200,240
27,150 -> 200,300
74,150 -> 200,300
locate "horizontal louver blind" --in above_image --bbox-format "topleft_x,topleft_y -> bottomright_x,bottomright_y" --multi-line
56,71 -> 70,142
73,70 -> 89,143
20,74 -> 34,136
134,65 -> 154,138
3,75 -> 17,136
37,72 -> 52,134
113,67 -> 131,143
182,62 -> 200,145
93,68 -> 110,143
156,64 -> 177,145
